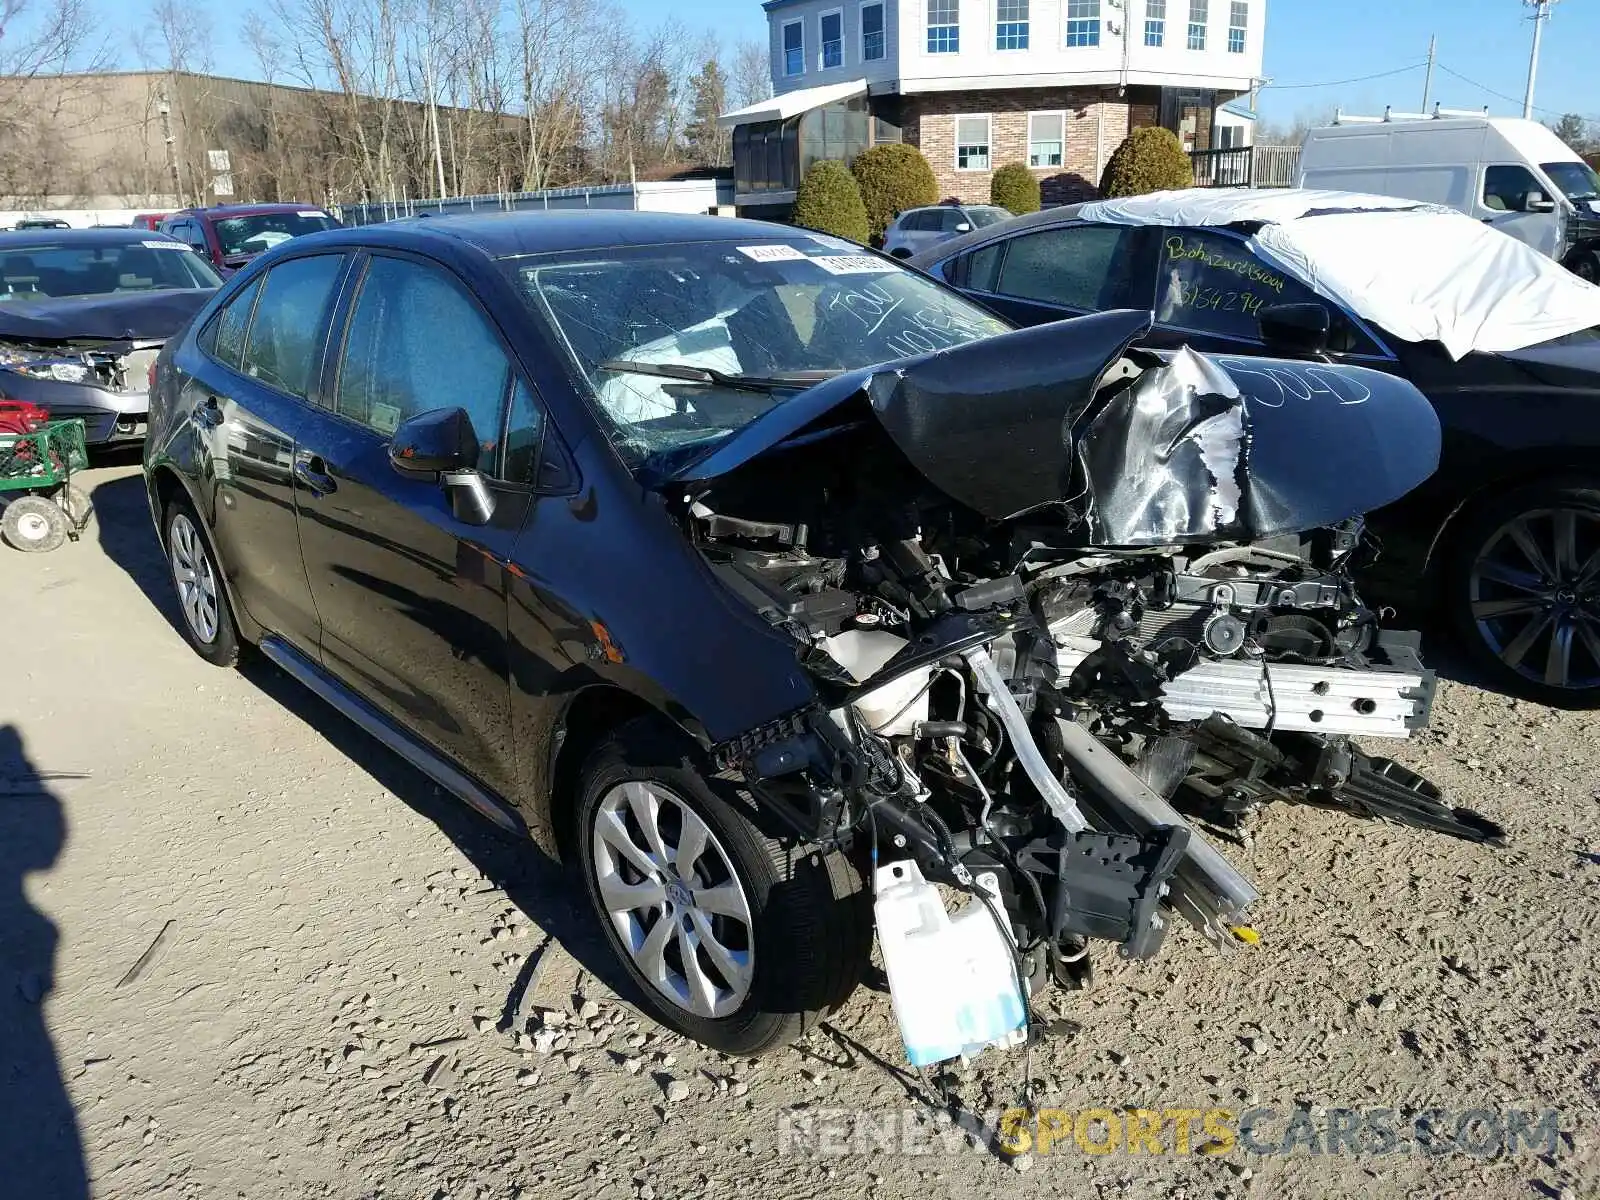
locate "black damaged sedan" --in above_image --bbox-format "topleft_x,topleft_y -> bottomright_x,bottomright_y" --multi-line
913,189 -> 1600,707
143,212 -> 1457,1056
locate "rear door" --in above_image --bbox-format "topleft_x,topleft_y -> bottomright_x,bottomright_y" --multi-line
184,252 -> 352,651
291,250 -> 544,794
946,221 -> 1153,326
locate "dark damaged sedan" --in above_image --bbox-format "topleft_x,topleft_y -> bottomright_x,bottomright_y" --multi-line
0,227 -> 221,444
143,213 -> 1483,1062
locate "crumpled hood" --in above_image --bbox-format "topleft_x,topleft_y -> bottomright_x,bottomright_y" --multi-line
663,309 -> 1443,545
0,288 -> 216,343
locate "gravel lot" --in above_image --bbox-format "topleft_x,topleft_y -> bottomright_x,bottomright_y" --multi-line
2,459 -> 1597,1200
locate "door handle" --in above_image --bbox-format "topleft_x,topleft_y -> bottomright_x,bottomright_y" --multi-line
293,453 -> 338,496
191,396 -> 223,430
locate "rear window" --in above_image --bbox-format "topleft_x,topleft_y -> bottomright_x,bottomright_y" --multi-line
966,207 -> 1013,228
212,212 -> 339,260
0,239 -> 222,299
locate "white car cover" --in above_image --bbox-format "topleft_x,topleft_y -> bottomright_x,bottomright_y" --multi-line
1079,188 -> 1600,360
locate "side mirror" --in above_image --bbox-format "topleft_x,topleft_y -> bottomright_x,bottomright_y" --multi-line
953,222 -> 972,234
1258,302 -> 1332,357
1523,190 -> 1558,214
389,406 -> 495,524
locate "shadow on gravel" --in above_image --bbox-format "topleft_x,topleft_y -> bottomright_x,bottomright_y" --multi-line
90,469 -> 188,638
0,726 -> 89,1199
234,658 -> 636,1010
86,466 -> 640,1013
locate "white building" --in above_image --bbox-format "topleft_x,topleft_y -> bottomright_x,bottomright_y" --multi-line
722,0 -> 1266,213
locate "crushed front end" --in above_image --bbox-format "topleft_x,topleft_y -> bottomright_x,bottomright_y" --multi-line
663,313 -> 1503,1063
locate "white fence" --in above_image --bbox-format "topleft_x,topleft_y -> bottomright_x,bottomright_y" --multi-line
338,179 -> 735,227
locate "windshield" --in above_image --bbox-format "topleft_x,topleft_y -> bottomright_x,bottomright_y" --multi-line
1541,161 -> 1600,202
0,239 -> 222,299
509,237 -> 1010,470
967,207 -> 1013,228
213,211 -> 338,259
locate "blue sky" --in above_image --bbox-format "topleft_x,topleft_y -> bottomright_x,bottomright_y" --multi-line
107,0 -> 1600,127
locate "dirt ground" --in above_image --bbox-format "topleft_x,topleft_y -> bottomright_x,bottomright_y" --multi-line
2,458 -> 1597,1200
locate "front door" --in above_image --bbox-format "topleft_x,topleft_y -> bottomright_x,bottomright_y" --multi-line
292,251 -> 546,795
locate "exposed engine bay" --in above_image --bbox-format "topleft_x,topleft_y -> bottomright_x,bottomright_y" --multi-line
662,320 -> 1506,1060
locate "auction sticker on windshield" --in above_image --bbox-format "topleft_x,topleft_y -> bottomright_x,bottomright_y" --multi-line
737,245 -> 808,263
813,255 -> 899,275
143,240 -> 193,250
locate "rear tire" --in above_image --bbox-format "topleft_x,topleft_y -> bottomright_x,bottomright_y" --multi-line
164,497 -> 241,668
2,496 -> 69,553
1444,478 -> 1600,708
575,719 -> 870,1056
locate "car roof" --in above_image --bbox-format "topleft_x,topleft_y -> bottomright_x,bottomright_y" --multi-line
281,210 -> 805,260
908,187 -> 1460,267
173,203 -> 332,220
0,226 -> 186,247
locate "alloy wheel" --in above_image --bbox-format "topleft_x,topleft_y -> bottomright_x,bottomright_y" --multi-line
591,780 -> 755,1019
169,513 -> 220,645
1468,506 -> 1600,691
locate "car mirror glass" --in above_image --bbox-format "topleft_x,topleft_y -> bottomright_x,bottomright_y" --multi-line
1258,302 -> 1332,357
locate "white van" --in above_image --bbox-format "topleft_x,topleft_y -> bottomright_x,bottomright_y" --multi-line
1296,112 -> 1600,280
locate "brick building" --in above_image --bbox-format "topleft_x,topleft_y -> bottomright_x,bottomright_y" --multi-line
720,0 -> 1264,217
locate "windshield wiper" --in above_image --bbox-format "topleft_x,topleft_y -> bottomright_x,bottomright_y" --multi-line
598,358 -> 834,394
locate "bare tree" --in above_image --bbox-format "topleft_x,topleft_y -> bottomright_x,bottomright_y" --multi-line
0,0 -> 113,202
731,37 -> 771,110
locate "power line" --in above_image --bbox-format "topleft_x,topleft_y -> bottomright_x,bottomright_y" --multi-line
1259,62 -> 1428,92
1434,61 -> 1599,122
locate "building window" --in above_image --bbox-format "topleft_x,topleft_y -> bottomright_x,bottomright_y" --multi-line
1066,0 -> 1100,48
1028,112 -> 1064,167
1186,0 -> 1207,50
1145,0 -> 1166,46
783,20 -> 804,75
820,9 -> 844,68
955,114 -> 990,170
862,2 -> 886,60
1216,124 -> 1242,149
928,0 -> 959,53
1227,0 -> 1247,52
997,0 -> 1029,50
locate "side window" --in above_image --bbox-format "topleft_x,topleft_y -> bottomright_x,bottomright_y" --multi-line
174,222 -> 206,251
939,209 -> 969,233
994,224 -> 1135,310
334,255 -> 511,471
203,275 -> 263,369
959,242 -> 1006,292
1484,164 -> 1544,212
1153,229 -> 1380,354
239,254 -> 346,399
503,378 -> 547,486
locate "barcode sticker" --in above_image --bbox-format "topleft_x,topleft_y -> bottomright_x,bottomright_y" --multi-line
811,255 -> 898,275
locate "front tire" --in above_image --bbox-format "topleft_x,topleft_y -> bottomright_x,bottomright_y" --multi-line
164,498 -> 241,668
575,719 -> 870,1055
1445,479 -> 1600,708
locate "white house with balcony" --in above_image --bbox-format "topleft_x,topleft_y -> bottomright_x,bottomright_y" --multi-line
721,0 -> 1266,215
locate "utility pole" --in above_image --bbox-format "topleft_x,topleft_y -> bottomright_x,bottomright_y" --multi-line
1421,34 -> 1437,113
1522,0 -> 1558,119
158,88 -> 182,207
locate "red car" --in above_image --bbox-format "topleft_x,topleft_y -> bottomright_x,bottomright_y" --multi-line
129,213 -> 170,231
157,203 -> 341,275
